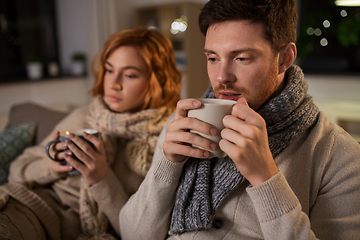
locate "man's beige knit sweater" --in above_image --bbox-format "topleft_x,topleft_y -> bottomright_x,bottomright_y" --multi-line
120,112 -> 360,240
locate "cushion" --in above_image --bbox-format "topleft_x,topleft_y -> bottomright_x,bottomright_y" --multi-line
6,102 -> 68,144
0,122 -> 37,185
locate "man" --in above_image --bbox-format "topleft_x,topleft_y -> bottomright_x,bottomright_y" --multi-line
120,0 -> 360,239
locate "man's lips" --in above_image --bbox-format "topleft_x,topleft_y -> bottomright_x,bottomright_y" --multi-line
219,91 -> 241,101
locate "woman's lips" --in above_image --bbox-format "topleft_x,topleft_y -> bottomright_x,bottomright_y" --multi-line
108,95 -> 122,102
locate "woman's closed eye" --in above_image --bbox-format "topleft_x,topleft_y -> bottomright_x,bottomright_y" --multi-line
123,70 -> 140,79
105,68 -> 113,74
125,74 -> 137,79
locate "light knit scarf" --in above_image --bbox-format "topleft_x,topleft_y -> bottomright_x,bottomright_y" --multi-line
77,96 -> 170,240
169,65 -> 320,234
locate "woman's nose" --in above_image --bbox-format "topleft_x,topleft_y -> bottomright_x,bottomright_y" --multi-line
216,63 -> 236,85
111,75 -> 122,90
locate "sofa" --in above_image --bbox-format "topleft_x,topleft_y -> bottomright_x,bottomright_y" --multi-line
0,102 -> 69,184
0,102 -> 125,239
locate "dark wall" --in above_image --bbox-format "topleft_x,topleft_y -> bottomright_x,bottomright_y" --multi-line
0,0 -> 59,82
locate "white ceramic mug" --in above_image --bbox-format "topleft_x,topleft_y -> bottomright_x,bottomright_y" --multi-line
188,98 -> 237,158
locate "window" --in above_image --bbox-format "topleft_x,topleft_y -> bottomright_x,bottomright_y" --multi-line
0,0 -> 59,82
297,1 -> 360,74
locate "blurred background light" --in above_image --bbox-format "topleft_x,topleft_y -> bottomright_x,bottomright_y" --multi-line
307,27 -> 315,35
314,28 -> 322,36
340,9 -> 348,17
170,15 -> 188,35
320,38 -> 329,46
323,20 -> 331,28
335,0 -> 360,6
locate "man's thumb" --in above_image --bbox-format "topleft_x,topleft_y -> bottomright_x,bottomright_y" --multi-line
237,97 -> 248,106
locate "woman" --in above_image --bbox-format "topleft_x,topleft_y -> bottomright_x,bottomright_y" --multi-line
0,27 -> 181,239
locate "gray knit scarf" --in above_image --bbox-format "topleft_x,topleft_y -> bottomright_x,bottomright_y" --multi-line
169,65 -> 320,235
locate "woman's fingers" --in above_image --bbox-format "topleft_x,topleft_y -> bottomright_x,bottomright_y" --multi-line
65,133 -> 97,164
64,153 -> 86,172
64,132 -> 109,185
48,131 -> 67,160
51,159 -> 73,175
83,131 -> 103,150
53,141 -> 67,152
50,130 -> 60,141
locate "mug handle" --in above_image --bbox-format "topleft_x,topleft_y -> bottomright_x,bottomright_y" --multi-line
45,140 -> 62,162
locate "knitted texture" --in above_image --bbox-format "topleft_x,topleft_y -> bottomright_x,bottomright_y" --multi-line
169,65 -> 320,234
78,96 -> 170,239
87,96 -> 170,176
0,182 -> 61,240
170,157 -> 243,233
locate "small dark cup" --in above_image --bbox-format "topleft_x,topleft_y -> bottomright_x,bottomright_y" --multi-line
45,129 -> 99,175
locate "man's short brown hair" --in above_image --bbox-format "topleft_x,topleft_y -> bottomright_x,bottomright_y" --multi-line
198,0 -> 298,53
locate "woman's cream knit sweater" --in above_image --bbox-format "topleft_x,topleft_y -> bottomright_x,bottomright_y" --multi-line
6,106 -> 144,239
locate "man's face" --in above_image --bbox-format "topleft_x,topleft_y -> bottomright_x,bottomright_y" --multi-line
204,20 -> 283,110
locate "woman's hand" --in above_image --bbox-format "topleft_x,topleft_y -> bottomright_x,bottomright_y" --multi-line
64,132 -> 110,186
163,99 -> 218,162
49,131 -> 73,175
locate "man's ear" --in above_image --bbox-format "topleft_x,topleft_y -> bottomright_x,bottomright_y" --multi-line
278,42 -> 297,75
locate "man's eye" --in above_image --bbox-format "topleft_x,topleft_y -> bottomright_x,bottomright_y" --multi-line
207,57 -> 217,62
237,57 -> 250,62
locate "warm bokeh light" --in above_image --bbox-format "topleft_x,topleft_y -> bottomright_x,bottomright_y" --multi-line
320,38 -> 329,46
307,27 -> 315,35
314,28 -> 322,36
340,9 -> 348,17
170,15 -> 188,35
323,20 -> 331,28
335,0 -> 360,6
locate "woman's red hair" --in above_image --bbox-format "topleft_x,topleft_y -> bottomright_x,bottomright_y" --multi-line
91,27 -> 182,112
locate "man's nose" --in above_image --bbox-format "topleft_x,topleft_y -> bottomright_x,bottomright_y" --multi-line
216,62 -> 236,84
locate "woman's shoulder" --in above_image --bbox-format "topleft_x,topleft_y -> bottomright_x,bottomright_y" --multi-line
52,105 -> 91,132
69,105 -> 89,116
60,105 -> 89,123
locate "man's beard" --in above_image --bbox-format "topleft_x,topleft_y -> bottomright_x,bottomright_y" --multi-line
213,62 -> 280,110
